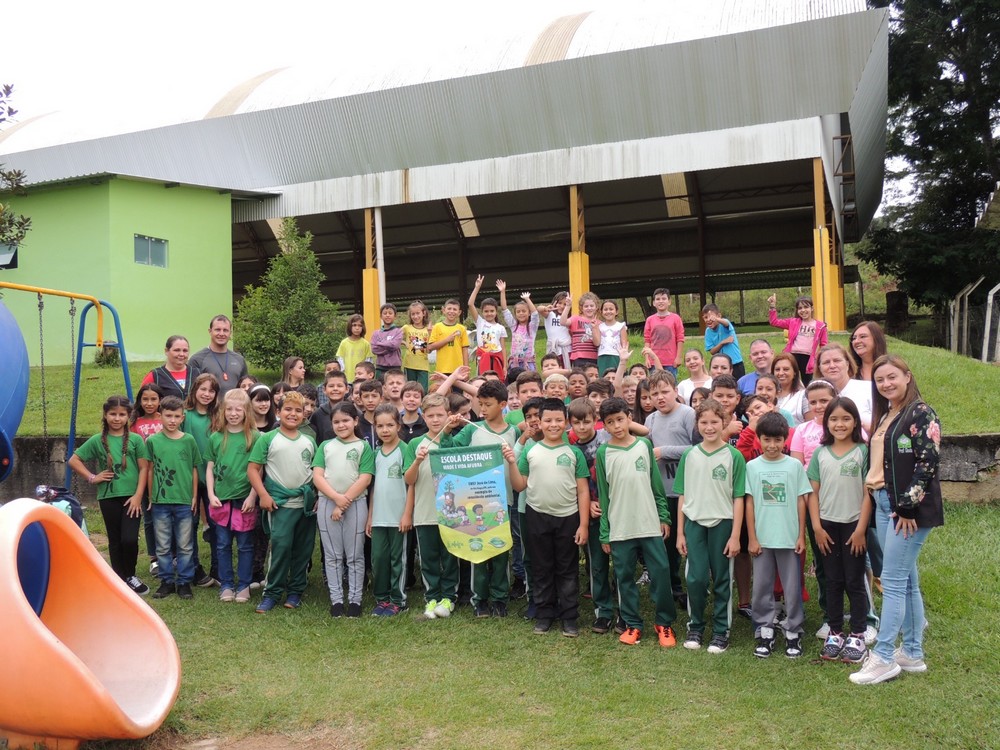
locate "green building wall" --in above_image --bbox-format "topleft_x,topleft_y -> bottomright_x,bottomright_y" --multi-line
0,177 -> 232,367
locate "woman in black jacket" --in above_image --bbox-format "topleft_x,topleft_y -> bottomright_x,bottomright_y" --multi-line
851,355 -> 943,685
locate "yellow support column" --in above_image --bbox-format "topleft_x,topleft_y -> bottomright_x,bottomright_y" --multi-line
829,222 -> 847,330
363,208 -> 381,335
812,228 -> 827,325
568,185 -> 590,313
812,158 -> 833,326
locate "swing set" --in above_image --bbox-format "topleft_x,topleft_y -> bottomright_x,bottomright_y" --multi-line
0,282 -> 131,486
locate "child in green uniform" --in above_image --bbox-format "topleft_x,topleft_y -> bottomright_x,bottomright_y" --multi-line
247,391 -> 317,613
674,398 -> 747,653
68,395 -> 149,595
183,372 -> 221,587
312,401 -> 375,618
508,398 -> 589,637
205,389 -> 259,604
596,397 -> 677,648
442,380 -> 519,617
144,395 -> 202,600
367,404 -> 411,616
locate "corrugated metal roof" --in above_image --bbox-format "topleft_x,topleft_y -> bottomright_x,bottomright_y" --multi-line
1,5 -> 886,236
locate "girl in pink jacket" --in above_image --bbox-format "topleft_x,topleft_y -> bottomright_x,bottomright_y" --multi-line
767,294 -> 828,384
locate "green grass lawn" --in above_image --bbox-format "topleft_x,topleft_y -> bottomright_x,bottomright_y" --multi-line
16,333 -> 1000,438
71,501 -> 999,750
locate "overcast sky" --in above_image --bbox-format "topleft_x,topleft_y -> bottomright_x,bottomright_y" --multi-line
5,0 -> 640,143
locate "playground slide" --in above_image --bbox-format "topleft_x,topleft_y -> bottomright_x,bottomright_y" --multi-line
0,300 -> 30,482
0,498 -> 181,749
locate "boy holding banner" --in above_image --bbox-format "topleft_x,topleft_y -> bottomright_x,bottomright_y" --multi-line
442,379 -> 520,618
507,398 -> 590,637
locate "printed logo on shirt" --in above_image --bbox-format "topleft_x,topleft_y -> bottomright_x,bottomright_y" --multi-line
634,456 -> 647,473
896,435 -> 913,452
300,449 -> 312,466
760,475 -> 787,505
387,461 -> 403,479
711,464 -> 728,481
346,448 -> 360,462
556,453 -> 572,467
840,458 -> 861,477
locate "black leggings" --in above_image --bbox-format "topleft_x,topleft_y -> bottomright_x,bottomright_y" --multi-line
820,518 -> 868,635
99,496 -> 142,579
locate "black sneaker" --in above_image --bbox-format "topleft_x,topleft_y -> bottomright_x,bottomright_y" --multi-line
707,633 -> 730,654
195,572 -> 219,588
475,602 -> 491,619
533,618 -> 553,634
490,601 -> 508,618
561,620 -> 579,638
346,603 -> 362,618
330,602 -> 344,618
153,582 -> 176,599
614,615 -> 628,635
509,577 -> 527,600
785,635 -> 804,659
754,627 -> 775,659
592,616 -> 612,634
125,575 -> 150,596
737,604 -> 752,620
683,630 -> 704,650
177,583 -> 194,600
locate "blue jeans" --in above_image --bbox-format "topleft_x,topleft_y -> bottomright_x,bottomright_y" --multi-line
153,504 -> 196,584
872,488 -> 931,661
215,522 -> 254,590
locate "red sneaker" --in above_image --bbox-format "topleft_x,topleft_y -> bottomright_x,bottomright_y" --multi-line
618,627 -> 642,645
655,624 -> 676,648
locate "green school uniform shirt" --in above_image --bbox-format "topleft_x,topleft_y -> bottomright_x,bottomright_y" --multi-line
371,443 -> 408,527
673,444 -> 747,527
312,437 -> 375,497
517,441 -> 589,517
146,432 -> 202,505
403,436 -> 443,526
249,430 -> 316,509
73,432 -> 147,500
596,437 -> 669,543
807,444 -> 868,524
445,421 -> 519,505
745,454 -> 812,549
182,409 -> 213,483
205,429 -> 257,501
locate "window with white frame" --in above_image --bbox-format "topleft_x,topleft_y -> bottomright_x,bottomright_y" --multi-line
134,234 -> 168,268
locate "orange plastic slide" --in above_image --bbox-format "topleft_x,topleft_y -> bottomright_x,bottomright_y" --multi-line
0,498 -> 180,749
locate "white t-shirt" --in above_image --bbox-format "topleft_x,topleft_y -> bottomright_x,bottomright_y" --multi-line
677,377 -> 712,406
837,379 -> 874,431
474,318 -> 506,353
544,312 -> 571,347
598,321 -> 626,357
777,389 -> 807,425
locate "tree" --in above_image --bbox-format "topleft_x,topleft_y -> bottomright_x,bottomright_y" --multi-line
234,218 -> 345,371
0,83 -> 31,248
856,1 -> 1000,310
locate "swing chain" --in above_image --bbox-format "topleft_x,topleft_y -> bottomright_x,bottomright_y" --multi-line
69,298 -> 77,371
36,293 -> 48,440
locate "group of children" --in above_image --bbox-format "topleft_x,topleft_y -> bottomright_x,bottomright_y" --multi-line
69,284 -> 876,663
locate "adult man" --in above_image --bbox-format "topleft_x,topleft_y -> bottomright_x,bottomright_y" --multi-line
188,315 -> 248,393
737,339 -> 774,395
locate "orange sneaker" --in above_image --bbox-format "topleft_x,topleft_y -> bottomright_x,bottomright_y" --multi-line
655,624 -> 676,648
618,627 -> 642,645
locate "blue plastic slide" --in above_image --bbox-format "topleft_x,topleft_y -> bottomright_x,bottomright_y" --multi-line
0,300 -> 29,482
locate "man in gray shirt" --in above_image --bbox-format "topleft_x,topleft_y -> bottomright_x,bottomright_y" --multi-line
188,315 -> 248,393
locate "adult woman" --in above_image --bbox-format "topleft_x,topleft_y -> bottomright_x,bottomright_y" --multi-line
850,355 -> 943,685
676,348 -> 712,405
771,353 -> 806,425
141,335 -> 196,399
814,344 -> 872,431
281,356 -> 307,388
850,321 -> 888,381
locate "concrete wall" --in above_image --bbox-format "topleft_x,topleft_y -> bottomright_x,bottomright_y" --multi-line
1,177 -> 232,365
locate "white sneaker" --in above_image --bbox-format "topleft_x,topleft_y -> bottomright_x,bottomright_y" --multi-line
894,647 -> 928,673
424,600 -> 438,619
864,624 -> 878,646
849,652 -> 902,685
815,622 -> 831,640
434,599 -> 455,618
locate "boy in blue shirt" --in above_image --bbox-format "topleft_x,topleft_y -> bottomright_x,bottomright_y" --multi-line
702,303 -> 745,380
745,412 -> 811,658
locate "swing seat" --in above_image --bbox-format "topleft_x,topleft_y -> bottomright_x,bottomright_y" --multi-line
0,499 -> 181,749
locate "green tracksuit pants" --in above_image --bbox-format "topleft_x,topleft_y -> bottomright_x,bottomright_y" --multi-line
371,526 -> 407,607
611,536 -> 676,630
263,505 -> 315,601
472,551 -> 510,605
684,518 -> 734,636
586,517 -> 615,620
416,525 -> 459,604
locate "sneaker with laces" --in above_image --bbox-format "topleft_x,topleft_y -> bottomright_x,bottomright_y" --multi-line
284,594 -> 302,609
424,600 -> 438,619
373,601 -> 389,616
490,601 -> 508,618
655,625 -> 676,648
234,587 -> 251,603
346,602 -> 362,618
635,569 -> 651,586
614,615 -> 628,635
561,620 -> 579,638
707,633 -> 730,654
153,582 -> 176,599
330,602 -> 344,618
785,635 -> 804,658
195,572 -> 219,588
177,583 -> 194,600
591,616 -> 612,635
683,630 -> 704,650
475,602 -> 491,618
754,627 -> 776,658
433,599 -> 454,618
737,604 -> 752,621
864,624 -> 878,646
126,576 -> 150,596
381,603 -> 401,617
893,647 -> 928,673
618,627 -> 642,645
533,618 -> 553,634
255,596 -> 278,613
841,634 -> 868,664
815,622 -> 831,640
821,633 -> 846,660
219,588 -> 236,603
849,652 -> 901,684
